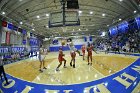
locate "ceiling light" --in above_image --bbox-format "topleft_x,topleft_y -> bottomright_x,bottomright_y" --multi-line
19,0 -> 23,1
79,29 -> 81,31
2,12 -> 5,15
102,13 -> 106,17
119,18 -> 122,21
20,21 -> 23,25
32,29 -> 35,31
119,0 -> 123,2
36,16 -> 40,18
78,10 -> 82,14
107,25 -> 109,27
90,11 -> 93,15
134,10 -> 137,13
46,14 -> 49,17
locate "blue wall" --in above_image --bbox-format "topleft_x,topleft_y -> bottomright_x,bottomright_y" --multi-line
49,45 -> 83,52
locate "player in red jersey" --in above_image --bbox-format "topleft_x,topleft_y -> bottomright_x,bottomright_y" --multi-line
70,50 -> 76,68
67,42 -> 77,68
87,43 -> 93,65
81,44 -> 86,60
56,47 -> 66,71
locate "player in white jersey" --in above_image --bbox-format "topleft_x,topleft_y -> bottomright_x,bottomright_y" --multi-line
38,45 -> 47,72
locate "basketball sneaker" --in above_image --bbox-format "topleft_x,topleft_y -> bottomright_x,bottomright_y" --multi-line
43,67 -> 47,69
73,64 -> 75,68
56,68 -> 60,71
70,62 -> 72,66
39,69 -> 43,73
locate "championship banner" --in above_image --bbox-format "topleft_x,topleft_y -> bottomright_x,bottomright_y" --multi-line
84,36 -> 87,42
21,29 -> 27,45
1,31 -> 6,43
2,21 -> 7,27
13,26 -> 18,31
6,32 -> 10,44
7,23 -> 13,30
0,57 -> 140,93
89,36 -> 92,41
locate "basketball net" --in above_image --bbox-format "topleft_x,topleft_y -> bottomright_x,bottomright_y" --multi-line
66,9 -> 79,12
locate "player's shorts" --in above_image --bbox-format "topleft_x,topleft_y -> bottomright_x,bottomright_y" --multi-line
88,53 -> 92,56
82,51 -> 85,55
39,55 -> 45,62
58,57 -> 65,62
70,52 -> 76,58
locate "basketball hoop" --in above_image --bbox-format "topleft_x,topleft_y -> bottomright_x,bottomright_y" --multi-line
66,9 -> 78,12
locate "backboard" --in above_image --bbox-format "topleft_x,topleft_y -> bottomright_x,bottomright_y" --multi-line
49,10 -> 80,28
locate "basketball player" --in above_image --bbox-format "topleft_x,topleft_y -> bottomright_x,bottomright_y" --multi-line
89,42 -> 98,54
68,38 -> 82,56
87,43 -> 93,65
38,45 -> 47,72
125,42 -> 130,55
0,55 -> 9,84
67,42 -> 76,68
56,47 -> 66,71
81,44 -> 86,60
104,44 -> 108,54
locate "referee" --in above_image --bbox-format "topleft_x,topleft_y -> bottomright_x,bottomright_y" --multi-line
0,54 -> 9,84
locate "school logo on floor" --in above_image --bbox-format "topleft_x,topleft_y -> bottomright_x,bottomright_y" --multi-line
0,59 -> 140,93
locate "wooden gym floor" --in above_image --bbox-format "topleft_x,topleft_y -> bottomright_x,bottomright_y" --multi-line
4,51 -> 138,85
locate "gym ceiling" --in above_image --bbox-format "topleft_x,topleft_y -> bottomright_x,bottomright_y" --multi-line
0,0 -> 139,38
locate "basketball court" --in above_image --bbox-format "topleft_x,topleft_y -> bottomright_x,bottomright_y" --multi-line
2,52 -> 140,93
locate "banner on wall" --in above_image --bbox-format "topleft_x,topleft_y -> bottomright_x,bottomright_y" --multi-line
89,36 -> 92,41
22,40 -> 26,45
84,36 -> 87,42
22,29 -> 27,35
13,26 -> 18,31
1,31 -> 6,43
10,33 -> 14,45
2,21 -> 7,27
6,32 -> 10,44
23,35 -> 27,45
22,29 -> 27,45
17,35 -> 22,45
8,23 -> 13,30
27,32 -> 30,38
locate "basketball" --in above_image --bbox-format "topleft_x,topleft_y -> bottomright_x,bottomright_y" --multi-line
61,41 -> 65,46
